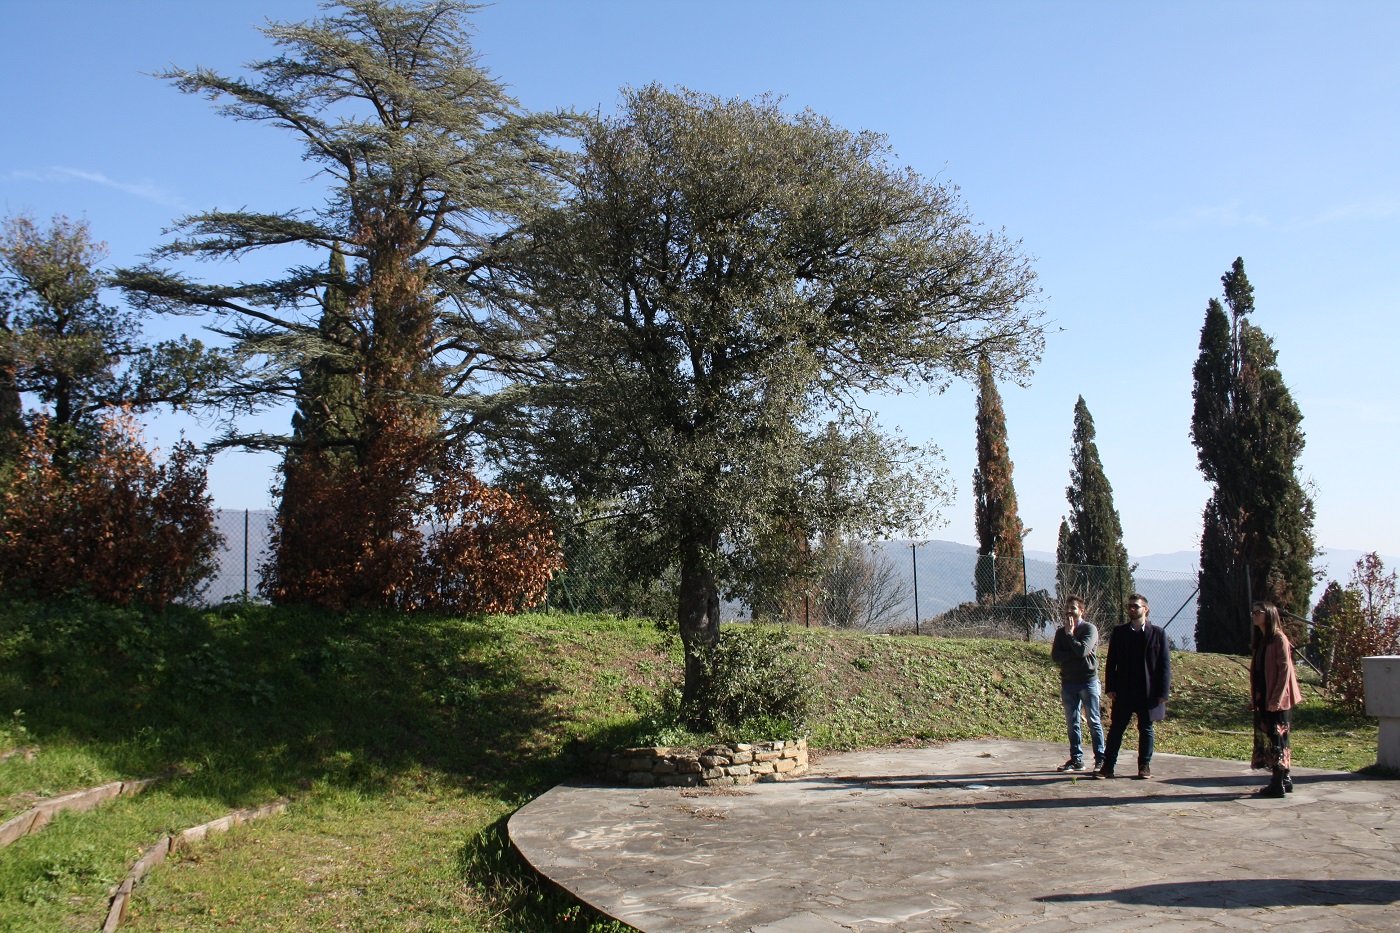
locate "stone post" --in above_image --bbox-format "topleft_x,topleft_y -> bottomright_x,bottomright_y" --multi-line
1363,655 -> 1400,770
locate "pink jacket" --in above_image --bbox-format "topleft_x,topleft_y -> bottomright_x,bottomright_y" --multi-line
1258,633 -> 1303,712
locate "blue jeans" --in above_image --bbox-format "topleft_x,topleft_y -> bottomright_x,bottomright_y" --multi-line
1061,679 -> 1105,764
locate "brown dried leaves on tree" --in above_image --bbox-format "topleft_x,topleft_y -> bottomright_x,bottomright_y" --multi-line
264,410 -> 562,614
0,411 -> 220,608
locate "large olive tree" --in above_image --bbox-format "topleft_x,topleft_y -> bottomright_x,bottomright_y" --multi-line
495,86 -> 1044,720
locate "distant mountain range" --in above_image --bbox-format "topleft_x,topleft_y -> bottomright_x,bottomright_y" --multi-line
200,511 -> 1394,630
862,540 -> 1398,650
892,540 -> 1397,590
1123,547 -> 1398,587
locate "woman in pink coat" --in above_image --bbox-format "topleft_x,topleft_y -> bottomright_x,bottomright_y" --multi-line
1250,601 -> 1303,797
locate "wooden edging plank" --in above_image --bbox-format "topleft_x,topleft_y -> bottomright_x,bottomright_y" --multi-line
101,800 -> 288,933
0,808 -> 38,847
1,778 -> 159,849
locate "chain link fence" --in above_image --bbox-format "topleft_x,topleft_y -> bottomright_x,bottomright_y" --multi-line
198,509 -> 276,605
539,538 -> 1199,649
198,515 -> 1200,649
878,543 -> 1199,650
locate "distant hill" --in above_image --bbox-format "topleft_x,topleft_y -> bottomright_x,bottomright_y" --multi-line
865,539 -> 1400,647
1313,548 -> 1400,588
893,541 -> 1399,589
1129,547 -> 1400,590
198,518 -> 1396,639
868,540 -> 1198,646
1133,551 -> 1198,573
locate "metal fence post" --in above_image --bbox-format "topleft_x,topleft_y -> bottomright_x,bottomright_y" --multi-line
911,543 -> 920,636
990,552 -> 997,605
243,508 -> 250,603
1117,563 -> 1125,626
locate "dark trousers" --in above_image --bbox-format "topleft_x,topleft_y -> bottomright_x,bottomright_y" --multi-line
1101,699 -> 1154,773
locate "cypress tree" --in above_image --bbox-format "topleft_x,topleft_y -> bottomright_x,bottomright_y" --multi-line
278,246 -> 364,586
288,247 -> 361,467
1056,518 -> 1072,573
1191,258 -> 1316,654
1310,579 -> 1359,685
973,355 -> 1025,601
1056,396 -> 1132,625
1054,517 -> 1075,608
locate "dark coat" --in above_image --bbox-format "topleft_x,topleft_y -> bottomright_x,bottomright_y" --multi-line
1104,621 -> 1171,706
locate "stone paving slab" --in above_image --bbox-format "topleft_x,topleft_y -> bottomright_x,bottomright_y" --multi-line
509,738 -> 1400,931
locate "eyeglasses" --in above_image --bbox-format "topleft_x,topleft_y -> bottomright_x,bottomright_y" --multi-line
1127,604 -> 1145,611
1251,608 -> 1266,615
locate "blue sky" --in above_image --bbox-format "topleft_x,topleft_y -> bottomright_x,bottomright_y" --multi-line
3,1 -> 1397,576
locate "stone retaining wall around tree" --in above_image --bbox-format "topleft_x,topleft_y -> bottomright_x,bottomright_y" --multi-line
597,740 -> 808,787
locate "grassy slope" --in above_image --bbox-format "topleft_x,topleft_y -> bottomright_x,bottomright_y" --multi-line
0,603 -> 1378,932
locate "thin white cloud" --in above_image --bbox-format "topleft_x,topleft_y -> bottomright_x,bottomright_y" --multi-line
1296,200 -> 1399,227
10,167 -> 190,211
1154,198 -> 1269,231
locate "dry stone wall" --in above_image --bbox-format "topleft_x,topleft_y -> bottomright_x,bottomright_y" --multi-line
599,739 -> 808,787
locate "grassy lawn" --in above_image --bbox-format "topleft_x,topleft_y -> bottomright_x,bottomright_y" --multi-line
0,601 -> 1380,931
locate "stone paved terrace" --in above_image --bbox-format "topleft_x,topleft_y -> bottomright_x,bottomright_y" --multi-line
509,738 -> 1400,932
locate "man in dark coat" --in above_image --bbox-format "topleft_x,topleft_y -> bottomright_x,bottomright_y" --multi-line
1095,593 -> 1171,780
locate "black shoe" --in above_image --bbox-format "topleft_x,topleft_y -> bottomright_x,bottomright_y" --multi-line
1136,767 -> 1152,779
1093,769 -> 1115,780
1094,758 -> 1105,772
1283,777 -> 1294,793
1255,784 -> 1286,798
1056,758 -> 1086,772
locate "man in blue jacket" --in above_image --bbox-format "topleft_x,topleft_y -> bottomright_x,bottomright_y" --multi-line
1095,593 -> 1170,780
1050,594 -> 1104,772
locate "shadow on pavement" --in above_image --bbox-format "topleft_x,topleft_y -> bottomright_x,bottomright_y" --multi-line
1157,772 -> 1372,789
910,789 -> 1252,810
813,772 -> 1075,791
1037,878 -> 1400,908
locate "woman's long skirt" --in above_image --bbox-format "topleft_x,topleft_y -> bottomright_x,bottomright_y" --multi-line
1252,707 -> 1292,782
